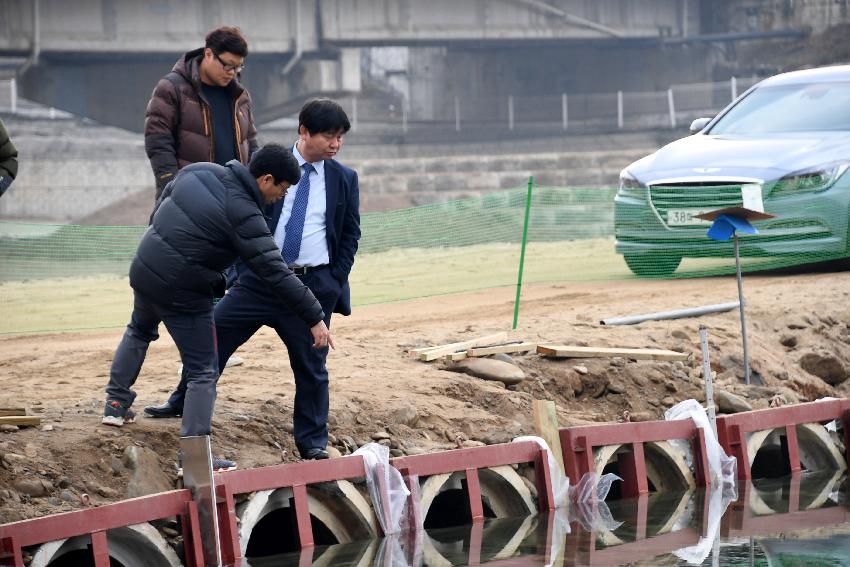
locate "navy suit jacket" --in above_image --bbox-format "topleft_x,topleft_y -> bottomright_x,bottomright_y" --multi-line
233,158 -> 361,316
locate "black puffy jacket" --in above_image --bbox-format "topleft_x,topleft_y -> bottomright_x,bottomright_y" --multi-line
130,160 -> 325,325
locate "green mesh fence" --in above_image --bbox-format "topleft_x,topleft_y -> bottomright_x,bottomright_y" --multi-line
1,183 -> 847,334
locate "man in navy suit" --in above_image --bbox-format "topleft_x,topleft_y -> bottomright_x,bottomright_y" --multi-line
145,99 -> 360,460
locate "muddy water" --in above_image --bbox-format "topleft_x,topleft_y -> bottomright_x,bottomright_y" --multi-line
240,471 -> 849,566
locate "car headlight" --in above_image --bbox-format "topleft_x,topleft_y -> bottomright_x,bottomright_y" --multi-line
618,171 -> 645,200
771,162 -> 849,197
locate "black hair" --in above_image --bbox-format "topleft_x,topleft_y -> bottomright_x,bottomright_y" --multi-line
299,99 -> 351,135
205,26 -> 248,57
249,144 -> 301,185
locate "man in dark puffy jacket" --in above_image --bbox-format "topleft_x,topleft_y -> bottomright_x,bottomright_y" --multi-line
0,118 -> 18,197
144,26 -> 258,200
102,144 -> 332,471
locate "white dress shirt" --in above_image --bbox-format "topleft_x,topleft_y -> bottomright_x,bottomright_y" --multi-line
273,144 -> 330,266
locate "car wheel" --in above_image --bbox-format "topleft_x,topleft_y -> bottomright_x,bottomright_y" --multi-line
623,253 -> 682,277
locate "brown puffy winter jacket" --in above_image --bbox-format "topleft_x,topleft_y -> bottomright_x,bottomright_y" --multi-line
144,48 -> 258,198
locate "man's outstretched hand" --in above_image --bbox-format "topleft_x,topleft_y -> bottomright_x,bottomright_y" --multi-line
310,321 -> 335,350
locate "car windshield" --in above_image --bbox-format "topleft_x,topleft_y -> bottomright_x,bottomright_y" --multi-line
709,81 -> 850,134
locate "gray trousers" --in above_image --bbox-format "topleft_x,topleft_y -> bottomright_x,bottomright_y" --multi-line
105,290 -> 219,437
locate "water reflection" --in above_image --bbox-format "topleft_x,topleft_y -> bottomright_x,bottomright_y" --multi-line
239,471 -> 849,566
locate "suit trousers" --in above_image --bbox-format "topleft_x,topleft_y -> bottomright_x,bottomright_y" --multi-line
106,290 -> 218,437
166,266 -> 341,452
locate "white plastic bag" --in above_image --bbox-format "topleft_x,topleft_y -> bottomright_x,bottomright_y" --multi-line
665,399 -> 737,487
512,435 -> 570,508
568,472 -> 623,533
354,443 -> 411,535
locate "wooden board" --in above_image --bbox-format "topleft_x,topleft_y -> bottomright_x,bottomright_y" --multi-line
467,342 -> 538,357
419,332 -> 509,361
0,408 -> 27,417
532,400 -> 565,475
0,416 -> 40,426
537,344 -> 688,361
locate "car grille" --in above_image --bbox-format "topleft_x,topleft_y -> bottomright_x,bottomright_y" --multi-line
649,182 -> 746,224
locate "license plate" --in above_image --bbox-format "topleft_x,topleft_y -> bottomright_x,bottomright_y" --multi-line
667,209 -> 713,226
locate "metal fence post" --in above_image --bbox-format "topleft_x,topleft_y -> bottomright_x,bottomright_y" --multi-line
561,93 -> 568,131
730,76 -> 738,101
617,90 -> 623,129
454,96 -> 460,132
508,95 -> 514,131
667,88 -> 676,129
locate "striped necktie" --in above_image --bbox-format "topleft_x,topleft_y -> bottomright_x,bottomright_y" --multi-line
281,162 -> 315,264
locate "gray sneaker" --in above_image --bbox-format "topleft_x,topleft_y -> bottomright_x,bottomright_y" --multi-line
102,400 -> 137,427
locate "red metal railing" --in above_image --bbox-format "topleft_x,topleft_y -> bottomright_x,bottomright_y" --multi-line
0,490 -> 203,567
559,420 -> 711,497
214,453 -> 385,565
391,440 -> 556,530
715,399 -> 850,479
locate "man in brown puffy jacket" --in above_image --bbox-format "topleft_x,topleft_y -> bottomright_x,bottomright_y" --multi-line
144,26 -> 258,200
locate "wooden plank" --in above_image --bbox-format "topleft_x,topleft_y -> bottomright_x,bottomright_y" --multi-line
467,342 -> 538,357
444,351 -> 469,362
0,409 -> 27,417
532,400 -> 565,475
0,416 -> 40,427
419,332 -> 508,362
536,344 -> 687,361
411,333 -> 510,355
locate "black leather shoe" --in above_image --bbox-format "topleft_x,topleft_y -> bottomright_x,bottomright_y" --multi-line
301,448 -> 329,460
143,402 -> 183,418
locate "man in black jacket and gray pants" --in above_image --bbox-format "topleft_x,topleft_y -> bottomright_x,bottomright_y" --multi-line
102,144 -> 332,470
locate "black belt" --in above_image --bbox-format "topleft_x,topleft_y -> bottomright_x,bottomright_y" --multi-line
290,264 -> 329,276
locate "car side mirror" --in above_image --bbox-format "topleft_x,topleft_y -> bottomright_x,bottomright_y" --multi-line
689,117 -> 712,134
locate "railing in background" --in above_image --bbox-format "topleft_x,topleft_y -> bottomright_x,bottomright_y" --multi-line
346,77 -> 762,135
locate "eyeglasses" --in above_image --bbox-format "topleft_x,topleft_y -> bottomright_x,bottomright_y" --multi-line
214,52 -> 245,73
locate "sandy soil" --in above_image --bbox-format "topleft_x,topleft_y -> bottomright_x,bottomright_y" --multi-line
1,270 -> 849,524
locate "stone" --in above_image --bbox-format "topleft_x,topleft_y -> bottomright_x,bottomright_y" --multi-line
60,490 -> 75,502
282,422 -> 295,433
390,405 -> 419,427
461,440 -> 486,448
780,335 -> 798,348
371,431 -> 391,441
787,321 -> 807,330
665,381 -> 678,393
715,390 -> 753,414
111,456 -> 125,475
581,373 -> 610,398
14,479 -> 47,497
671,329 -> 689,340
607,380 -> 625,394
574,365 -> 589,375
389,448 -> 404,457
610,357 -> 626,367
799,352 -> 847,385
41,424 -> 54,432
405,446 -> 427,455
0,425 -> 19,432
662,396 -> 676,407
451,358 -> 525,386
633,375 -> 649,387
122,446 -> 173,499
57,477 -> 71,489
630,411 -> 655,422
492,353 -> 518,366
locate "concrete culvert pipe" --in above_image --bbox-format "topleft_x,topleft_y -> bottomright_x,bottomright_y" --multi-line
238,480 -> 377,558
418,466 -> 535,530
748,424 -> 847,480
595,441 -> 695,499
30,523 -> 181,567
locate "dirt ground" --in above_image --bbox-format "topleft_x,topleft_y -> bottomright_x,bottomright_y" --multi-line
1,270 -> 849,524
